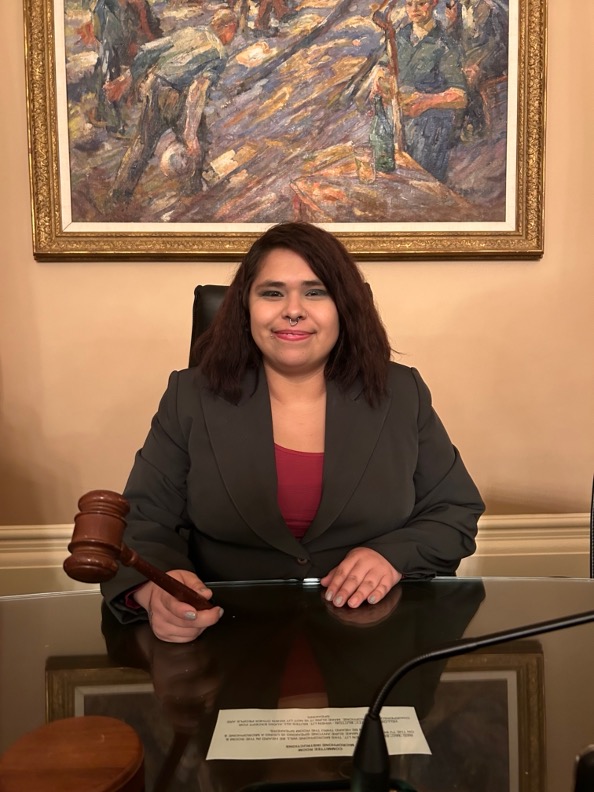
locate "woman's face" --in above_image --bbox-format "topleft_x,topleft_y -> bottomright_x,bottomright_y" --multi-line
248,248 -> 340,378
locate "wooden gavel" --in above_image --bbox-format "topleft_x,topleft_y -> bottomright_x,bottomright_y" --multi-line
63,490 -> 214,611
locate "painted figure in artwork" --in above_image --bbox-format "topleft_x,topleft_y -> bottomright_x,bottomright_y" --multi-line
445,0 -> 508,140
84,0 -> 162,134
104,9 -> 238,204
253,0 -> 298,36
372,0 -> 468,182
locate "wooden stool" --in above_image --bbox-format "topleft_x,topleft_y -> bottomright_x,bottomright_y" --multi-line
0,716 -> 144,791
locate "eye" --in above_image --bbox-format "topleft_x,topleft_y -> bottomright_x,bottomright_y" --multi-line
305,288 -> 328,298
260,289 -> 283,298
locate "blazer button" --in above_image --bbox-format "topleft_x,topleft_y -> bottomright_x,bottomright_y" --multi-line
296,557 -> 309,565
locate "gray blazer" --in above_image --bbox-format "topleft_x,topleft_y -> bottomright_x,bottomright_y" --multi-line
102,363 -> 484,621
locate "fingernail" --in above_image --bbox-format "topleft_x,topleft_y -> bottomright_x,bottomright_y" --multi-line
334,595 -> 343,606
218,608 -> 225,618
325,591 -> 334,602
184,611 -> 197,620
368,595 -> 377,604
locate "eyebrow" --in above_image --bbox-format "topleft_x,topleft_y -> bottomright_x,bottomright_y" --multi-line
255,279 -> 324,288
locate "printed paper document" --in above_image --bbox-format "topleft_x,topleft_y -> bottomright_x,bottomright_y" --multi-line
207,707 -> 431,760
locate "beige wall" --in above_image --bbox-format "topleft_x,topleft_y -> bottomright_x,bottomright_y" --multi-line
1,2 -> 592,525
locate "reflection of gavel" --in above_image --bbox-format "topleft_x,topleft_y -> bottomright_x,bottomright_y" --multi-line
64,490 -> 214,611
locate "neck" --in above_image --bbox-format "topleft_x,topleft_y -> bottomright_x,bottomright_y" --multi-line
412,17 -> 435,38
264,364 -> 327,403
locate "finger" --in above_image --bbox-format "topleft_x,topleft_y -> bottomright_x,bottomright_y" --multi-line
170,568 -> 211,589
333,561 -> 396,608
345,576 -> 380,608
193,582 -> 213,600
167,590 -> 214,620
166,573 -> 214,612
366,571 -> 402,606
157,595 -> 223,626
152,606 -> 201,630
365,579 -> 390,606
148,584 -> 213,624
331,568 -> 367,607
321,562 -> 355,603
150,605 -> 224,643
169,589 -> 213,616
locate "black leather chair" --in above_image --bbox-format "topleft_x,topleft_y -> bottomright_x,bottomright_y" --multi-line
189,285 -> 228,367
574,745 -> 594,791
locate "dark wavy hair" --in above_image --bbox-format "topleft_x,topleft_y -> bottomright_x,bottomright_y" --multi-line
193,222 -> 392,405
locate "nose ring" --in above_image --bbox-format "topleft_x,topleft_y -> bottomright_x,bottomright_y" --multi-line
289,318 -> 299,327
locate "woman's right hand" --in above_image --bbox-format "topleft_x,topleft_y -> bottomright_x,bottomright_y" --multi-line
133,570 -> 224,643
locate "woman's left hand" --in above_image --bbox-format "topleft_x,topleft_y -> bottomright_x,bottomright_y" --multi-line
320,548 -> 402,608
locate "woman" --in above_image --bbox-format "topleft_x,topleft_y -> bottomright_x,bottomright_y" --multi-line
102,222 -> 484,642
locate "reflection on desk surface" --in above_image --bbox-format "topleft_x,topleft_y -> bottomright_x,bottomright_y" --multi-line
3,578 -> 594,792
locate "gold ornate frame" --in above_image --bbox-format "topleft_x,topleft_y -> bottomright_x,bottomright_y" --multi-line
24,0 -> 547,260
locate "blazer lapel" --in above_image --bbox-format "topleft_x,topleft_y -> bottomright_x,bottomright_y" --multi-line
200,369 -> 304,557
304,379 -> 392,542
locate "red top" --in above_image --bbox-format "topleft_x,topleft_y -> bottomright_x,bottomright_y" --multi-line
274,443 -> 324,538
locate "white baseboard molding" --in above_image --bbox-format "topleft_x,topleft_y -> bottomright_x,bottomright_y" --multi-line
0,524 -> 76,570
460,513 -> 590,577
470,512 -> 589,556
0,513 -> 591,580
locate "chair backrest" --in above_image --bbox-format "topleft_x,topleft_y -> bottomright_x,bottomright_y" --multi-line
574,745 -> 594,791
189,284 -> 228,367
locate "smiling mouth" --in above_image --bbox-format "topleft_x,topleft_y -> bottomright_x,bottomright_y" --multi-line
273,330 -> 312,340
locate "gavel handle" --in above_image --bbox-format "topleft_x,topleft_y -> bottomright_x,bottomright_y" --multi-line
120,544 -> 214,611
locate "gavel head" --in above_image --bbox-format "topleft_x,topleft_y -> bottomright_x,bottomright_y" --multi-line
63,490 -> 130,584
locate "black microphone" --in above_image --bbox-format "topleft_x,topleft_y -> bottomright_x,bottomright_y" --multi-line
351,608 -> 594,792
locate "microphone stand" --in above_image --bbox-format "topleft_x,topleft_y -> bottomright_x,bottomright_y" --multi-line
351,608 -> 594,792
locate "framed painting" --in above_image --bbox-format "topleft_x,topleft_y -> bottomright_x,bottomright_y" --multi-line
24,0 -> 546,260
46,655 -> 153,722
404,641 -> 545,792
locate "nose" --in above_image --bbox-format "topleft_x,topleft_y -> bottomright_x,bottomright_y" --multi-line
283,290 -> 306,320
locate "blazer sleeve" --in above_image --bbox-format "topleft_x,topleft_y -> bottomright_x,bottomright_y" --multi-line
101,370 -> 196,622
365,368 -> 484,578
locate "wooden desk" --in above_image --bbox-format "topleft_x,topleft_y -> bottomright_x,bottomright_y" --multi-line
2,578 -> 594,792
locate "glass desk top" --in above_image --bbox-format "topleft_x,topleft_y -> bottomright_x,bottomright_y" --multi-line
2,577 -> 594,792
